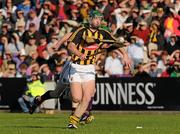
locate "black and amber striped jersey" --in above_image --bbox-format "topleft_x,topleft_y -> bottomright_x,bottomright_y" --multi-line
68,26 -> 116,65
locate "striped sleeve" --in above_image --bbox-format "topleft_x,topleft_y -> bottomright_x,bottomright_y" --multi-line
68,27 -> 86,45
99,28 -> 117,41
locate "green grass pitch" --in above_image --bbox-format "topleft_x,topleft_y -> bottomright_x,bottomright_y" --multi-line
0,112 -> 180,134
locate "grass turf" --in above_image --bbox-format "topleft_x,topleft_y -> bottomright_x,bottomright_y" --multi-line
0,112 -> 180,134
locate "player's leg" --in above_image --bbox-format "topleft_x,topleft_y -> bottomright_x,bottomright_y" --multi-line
69,80 -> 95,128
85,89 -> 96,123
80,86 -> 96,123
68,82 -> 83,128
67,63 -> 96,128
80,96 -> 95,124
72,89 -> 95,124
80,67 -> 96,124
71,101 -> 79,115
29,80 -> 68,114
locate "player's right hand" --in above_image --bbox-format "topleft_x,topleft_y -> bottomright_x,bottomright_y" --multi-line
79,54 -> 87,60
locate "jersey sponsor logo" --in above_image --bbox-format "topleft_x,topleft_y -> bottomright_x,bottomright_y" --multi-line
83,44 -> 99,50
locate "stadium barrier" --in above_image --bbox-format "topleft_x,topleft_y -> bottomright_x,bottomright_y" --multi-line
0,78 -> 26,111
60,78 -> 180,111
0,78 -> 180,111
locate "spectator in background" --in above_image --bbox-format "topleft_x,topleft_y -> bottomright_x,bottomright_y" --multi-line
43,1 -> 56,14
169,8 -> 180,36
160,61 -> 174,77
170,61 -> 180,77
157,51 -> 169,72
112,8 -> 129,31
21,23 -> 40,44
134,63 -> 151,77
57,0 -> 68,21
119,0 -> 137,9
15,23 -> 25,38
6,33 -> 24,55
127,36 -> 144,68
121,65 -> 132,77
80,0 -> 92,23
148,21 -> 165,50
0,9 -> 5,31
140,0 -> 151,10
104,49 -> 124,77
17,0 -> 31,18
161,0 -> 174,13
171,50 -> 180,62
168,50 -> 180,73
4,10 -> 16,28
0,36 -> 5,59
115,22 -> 134,41
174,0 -> 180,14
26,9 -> 40,31
152,7 -> 166,33
15,9 -> 25,30
148,60 -> 162,77
164,34 -> 180,55
0,23 -> 11,41
2,61 -> 17,77
164,11 -> 177,39
13,49 -> 28,71
151,0 -> 159,17
133,20 -> 150,45
37,35 -> 47,58
39,9 -> 52,34
68,5 -> 82,22
98,0 -> 113,23
18,71 -> 45,113
26,62 -> 40,76
16,63 -> 28,78
149,49 -> 160,62
36,49 -> 56,71
25,50 -> 38,65
141,9 -> 152,25
126,8 -> 141,28
24,35 -> 37,55
39,63 -> 54,82
1,51 -> 12,70
3,0 -> 17,16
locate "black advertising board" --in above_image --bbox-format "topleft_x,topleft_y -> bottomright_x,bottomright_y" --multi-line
0,78 -> 26,111
60,78 -> 180,110
93,78 -> 180,110
0,78 -> 180,111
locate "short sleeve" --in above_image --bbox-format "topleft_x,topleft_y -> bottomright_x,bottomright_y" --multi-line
68,27 -> 86,45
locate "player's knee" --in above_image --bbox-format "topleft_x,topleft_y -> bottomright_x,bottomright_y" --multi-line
72,97 -> 82,103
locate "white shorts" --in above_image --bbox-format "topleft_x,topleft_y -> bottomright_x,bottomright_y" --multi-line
69,63 -> 95,83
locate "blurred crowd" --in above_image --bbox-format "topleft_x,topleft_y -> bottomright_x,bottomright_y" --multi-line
0,0 -> 179,80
